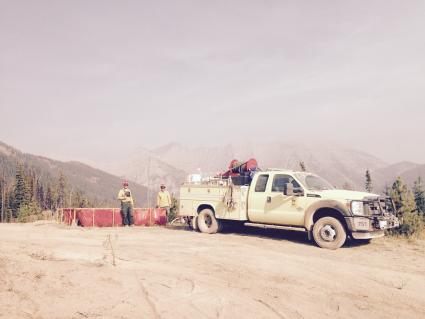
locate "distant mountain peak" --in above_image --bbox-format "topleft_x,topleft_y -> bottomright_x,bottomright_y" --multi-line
152,142 -> 184,154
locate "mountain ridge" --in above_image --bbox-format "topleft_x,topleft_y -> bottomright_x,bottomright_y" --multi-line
111,141 -> 425,194
0,141 -> 149,206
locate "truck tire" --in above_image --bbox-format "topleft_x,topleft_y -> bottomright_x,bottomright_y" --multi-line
197,209 -> 220,234
312,216 -> 346,250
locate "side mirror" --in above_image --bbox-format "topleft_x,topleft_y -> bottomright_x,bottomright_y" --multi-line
284,183 -> 304,196
294,187 -> 305,197
283,183 -> 294,196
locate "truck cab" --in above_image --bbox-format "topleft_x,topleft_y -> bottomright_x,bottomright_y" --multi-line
179,169 -> 399,249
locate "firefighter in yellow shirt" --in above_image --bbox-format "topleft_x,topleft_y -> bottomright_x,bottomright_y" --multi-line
156,184 -> 171,221
117,180 -> 134,226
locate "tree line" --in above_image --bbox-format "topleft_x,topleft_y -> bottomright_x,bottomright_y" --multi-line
0,162 -> 92,222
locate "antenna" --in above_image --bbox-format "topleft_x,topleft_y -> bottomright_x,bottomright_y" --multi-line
147,155 -> 151,208
147,155 -> 152,225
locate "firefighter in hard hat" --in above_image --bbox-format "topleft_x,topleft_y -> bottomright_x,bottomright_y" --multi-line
117,180 -> 134,226
156,184 -> 171,221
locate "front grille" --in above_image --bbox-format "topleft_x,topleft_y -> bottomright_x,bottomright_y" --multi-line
367,201 -> 381,215
364,197 -> 395,216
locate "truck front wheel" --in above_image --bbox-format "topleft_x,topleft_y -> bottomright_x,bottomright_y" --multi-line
197,209 -> 221,234
312,217 -> 347,250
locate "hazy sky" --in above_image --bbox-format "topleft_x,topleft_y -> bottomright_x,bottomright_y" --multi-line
1,0 -> 425,164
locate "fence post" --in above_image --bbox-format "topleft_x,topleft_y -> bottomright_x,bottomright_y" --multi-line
112,208 -> 115,227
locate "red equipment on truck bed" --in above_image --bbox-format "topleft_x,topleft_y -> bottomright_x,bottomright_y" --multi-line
218,158 -> 259,186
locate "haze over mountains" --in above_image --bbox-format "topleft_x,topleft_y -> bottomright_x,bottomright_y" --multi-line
101,141 -> 425,194
1,139 -> 424,203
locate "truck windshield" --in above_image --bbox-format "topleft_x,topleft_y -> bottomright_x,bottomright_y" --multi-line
295,174 -> 334,191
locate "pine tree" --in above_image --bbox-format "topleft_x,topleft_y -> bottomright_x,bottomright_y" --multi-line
56,172 -> 67,209
45,184 -> 55,210
12,163 -> 29,217
365,169 -> 373,193
389,177 -> 423,237
413,177 -> 425,215
299,161 -> 306,172
36,180 -> 45,210
25,169 -> 36,202
390,177 -> 415,217
7,190 -> 14,222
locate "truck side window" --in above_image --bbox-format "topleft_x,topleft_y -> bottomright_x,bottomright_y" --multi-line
255,175 -> 269,192
272,174 -> 301,192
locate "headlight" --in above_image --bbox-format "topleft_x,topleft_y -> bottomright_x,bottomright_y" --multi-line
351,201 -> 366,216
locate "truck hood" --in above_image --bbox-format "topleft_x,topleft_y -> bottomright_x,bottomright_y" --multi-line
312,189 -> 380,201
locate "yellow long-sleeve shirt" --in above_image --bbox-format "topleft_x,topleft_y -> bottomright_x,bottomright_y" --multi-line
157,190 -> 171,207
117,188 -> 134,206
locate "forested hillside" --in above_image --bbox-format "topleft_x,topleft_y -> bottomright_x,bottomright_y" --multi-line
0,141 -> 148,221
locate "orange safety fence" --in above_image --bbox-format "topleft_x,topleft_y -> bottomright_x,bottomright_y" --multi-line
61,208 -> 167,227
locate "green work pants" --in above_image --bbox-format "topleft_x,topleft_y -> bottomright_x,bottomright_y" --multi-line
121,202 -> 134,226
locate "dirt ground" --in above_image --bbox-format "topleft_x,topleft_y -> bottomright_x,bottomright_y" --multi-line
0,222 -> 424,319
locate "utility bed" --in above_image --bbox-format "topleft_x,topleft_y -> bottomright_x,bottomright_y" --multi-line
179,179 -> 249,221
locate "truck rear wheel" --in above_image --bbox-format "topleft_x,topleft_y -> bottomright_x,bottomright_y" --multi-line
197,209 -> 220,234
312,216 -> 346,250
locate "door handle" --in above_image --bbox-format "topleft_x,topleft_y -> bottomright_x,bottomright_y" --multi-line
267,196 -> 271,203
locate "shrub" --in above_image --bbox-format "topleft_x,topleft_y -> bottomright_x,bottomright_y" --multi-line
392,211 -> 425,238
168,196 -> 179,223
16,202 -> 42,223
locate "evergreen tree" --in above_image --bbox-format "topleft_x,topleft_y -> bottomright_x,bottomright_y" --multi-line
299,161 -> 306,172
390,177 -> 415,217
36,180 -> 45,210
389,177 -> 423,237
365,169 -> 373,193
45,184 -> 55,210
12,163 -> 29,217
25,169 -> 36,202
7,190 -> 14,222
413,177 -> 425,215
56,172 -> 67,209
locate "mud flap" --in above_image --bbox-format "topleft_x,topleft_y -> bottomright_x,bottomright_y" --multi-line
191,216 -> 199,231
307,230 -> 312,241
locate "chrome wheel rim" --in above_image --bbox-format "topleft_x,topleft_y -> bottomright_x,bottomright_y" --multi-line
320,224 -> 337,242
205,214 -> 212,228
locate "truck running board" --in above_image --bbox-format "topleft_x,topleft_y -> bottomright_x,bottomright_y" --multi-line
244,223 -> 307,233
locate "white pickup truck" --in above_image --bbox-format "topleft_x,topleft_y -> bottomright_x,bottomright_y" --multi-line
179,169 -> 399,249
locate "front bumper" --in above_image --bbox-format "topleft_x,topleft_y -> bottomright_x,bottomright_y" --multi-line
345,214 -> 399,239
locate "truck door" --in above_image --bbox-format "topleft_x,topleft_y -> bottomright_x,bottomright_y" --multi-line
266,174 -> 305,226
248,173 -> 305,226
247,174 -> 270,223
